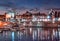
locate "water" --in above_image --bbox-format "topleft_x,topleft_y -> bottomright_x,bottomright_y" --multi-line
0,28 -> 59,41
12,32 -> 14,41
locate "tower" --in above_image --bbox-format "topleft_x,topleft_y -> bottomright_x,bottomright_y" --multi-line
49,9 -> 55,23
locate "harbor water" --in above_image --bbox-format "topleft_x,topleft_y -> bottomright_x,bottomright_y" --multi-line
0,28 -> 60,41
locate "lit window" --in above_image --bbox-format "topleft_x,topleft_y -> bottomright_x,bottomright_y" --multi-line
32,18 -> 37,21
58,18 -> 60,21
47,16 -> 50,19
8,12 -> 15,18
22,19 -> 27,22
39,19 -> 43,21
52,18 -> 55,23
23,22 -> 26,26
6,14 -> 11,18
47,19 -> 51,21
44,19 -> 48,21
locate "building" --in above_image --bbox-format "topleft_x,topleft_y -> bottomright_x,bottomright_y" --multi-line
0,15 -> 5,21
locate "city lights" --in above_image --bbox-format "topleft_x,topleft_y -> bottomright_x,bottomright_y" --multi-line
6,14 -> 11,18
0,0 -> 60,41
0,7 -> 60,41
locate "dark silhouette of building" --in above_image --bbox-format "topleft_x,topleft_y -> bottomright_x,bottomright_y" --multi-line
55,11 -> 58,18
58,11 -> 60,17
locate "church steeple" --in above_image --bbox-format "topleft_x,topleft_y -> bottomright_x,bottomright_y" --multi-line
49,9 -> 55,17
49,9 -> 55,23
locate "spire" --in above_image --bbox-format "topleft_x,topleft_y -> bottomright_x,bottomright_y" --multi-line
49,9 -> 55,17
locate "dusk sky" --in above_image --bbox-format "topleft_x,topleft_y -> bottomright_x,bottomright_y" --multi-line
0,0 -> 60,9
0,0 -> 60,14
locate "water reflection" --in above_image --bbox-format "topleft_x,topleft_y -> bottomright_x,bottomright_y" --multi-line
33,30 -> 38,41
0,28 -> 59,41
12,32 -> 14,41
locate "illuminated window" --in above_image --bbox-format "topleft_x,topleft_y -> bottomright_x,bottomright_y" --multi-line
58,18 -> 60,21
22,19 -> 27,22
8,12 -> 15,18
52,18 -> 55,23
6,14 -> 11,18
32,18 -> 37,21
47,19 -> 51,21
23,22 -> 26,26
47,16 -> 50,19
44,19 -> 47,21
7,11 -> 15,18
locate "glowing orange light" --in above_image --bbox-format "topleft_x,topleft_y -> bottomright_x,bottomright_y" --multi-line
6,14 -> 11,18
3,23 -> 7,25
0,21 -> 1,25
0,21 -> 3,27
0,21 -> 8,27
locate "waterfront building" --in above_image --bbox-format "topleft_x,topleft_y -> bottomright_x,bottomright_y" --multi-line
5,9 -> 16,22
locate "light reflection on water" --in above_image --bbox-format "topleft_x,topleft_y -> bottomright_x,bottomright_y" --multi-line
0,28 -> 59,41
12,32 -> 14,41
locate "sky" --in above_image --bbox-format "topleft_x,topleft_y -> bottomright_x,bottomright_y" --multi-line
0,0 -> 60,14
0,0 -> 60,9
